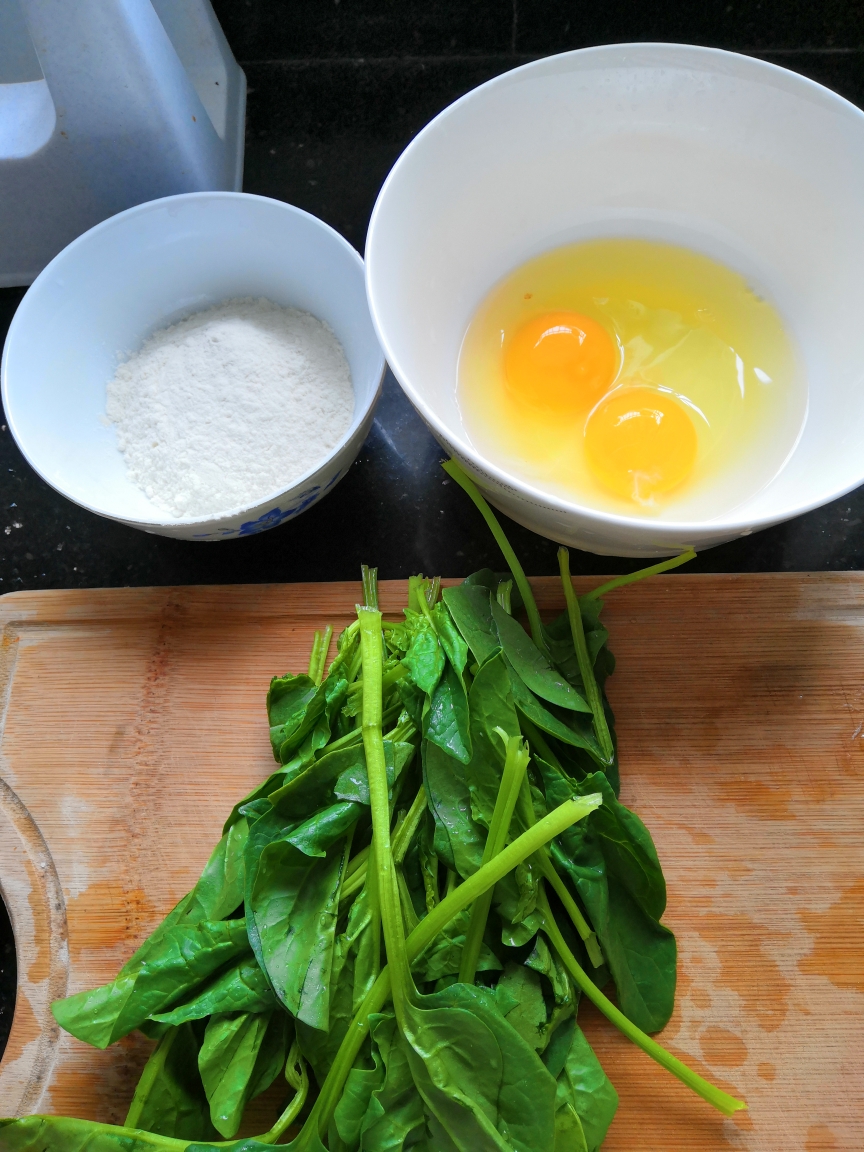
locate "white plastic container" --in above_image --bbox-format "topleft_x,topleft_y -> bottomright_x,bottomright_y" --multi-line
1,193 -> 386,540
366,44 -> 864,557
0,0 -> 245,287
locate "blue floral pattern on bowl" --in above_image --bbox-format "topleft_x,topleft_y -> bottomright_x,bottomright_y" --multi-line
193,470 -> 342,540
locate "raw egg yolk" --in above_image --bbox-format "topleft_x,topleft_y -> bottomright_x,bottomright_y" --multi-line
503,311 -> 617,412
584,386 -> 698,504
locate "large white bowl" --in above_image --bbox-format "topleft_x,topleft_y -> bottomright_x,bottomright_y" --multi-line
366,44 -> 864,557
2,192 -> 385,540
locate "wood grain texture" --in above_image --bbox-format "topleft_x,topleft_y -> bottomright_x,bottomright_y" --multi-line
0,574 -> 861,1150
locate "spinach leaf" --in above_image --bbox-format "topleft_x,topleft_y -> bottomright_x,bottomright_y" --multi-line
403,616 -> 445,694
441,585 -> 499,665
422,741 -> 484,877
552,1020 -> 618,1152
187,819 -> 249,923
526,935 -> 577,1036
151,957 -> 277,1024
423,710 -> 540,949
543,606 -> 612,697
0,1118 -> 178,1150
425,662 -> 472,764
268,739 -> 413,817
51,919 -> 250,1049
401,982 -> 557,1152
507,668 -> 604,766
65,817 -> 253,1046
539,764 -> 676,1033
331,1035 -> 386,1149
494,963 -> 549,1053
125,1022 -> 216,1140
445,582 -> 590,719
489,601 -> 590,714
243,806 -> 297,972
411,909 -> 501,983
267,741 -> 361,818
267,673 -> 319,759
462,568 -> 499,594
199,1010 -> 289,1138
269,674 -> 349,765
287,800 -> 363,857
397,677 -> 425,729
333,1011 -> 426,1152
541,1018 -> 574,1081
462,650 -> 519,829
333,742 -> 415,806
296,880 -> 376,1086
433,602 -> 469,680
250,837 -> 346,1028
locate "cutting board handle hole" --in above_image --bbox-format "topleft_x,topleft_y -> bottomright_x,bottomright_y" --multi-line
0,778 -> 68,1114
0,894 -> 14,1064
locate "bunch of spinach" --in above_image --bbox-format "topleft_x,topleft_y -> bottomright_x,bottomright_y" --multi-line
0,463 -> 744,1151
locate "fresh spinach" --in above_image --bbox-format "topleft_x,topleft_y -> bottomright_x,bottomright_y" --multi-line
249,836 -> 347,1028
151,957 -> 278,1024
198,1010 -> 289,1138
425,661 -> 472,764
125,1023 -> 216,1140
539,762 -> 676,1033
52,918 -> 250,1048
5,474 -> 749,1152
547,1019 -> 619,1152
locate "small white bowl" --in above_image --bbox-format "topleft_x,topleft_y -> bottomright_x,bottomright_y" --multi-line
367,44 -> 864,557
2,192 -> 385,540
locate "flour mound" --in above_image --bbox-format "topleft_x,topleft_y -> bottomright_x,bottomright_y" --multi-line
106,298 -> 355,519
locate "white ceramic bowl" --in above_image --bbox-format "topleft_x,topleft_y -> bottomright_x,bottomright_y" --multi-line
366,44 -> 864,557
2,192 -> 385,540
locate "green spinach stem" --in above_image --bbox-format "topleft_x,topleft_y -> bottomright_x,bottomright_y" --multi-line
392,786 -> 428,865
358,604 -> 411,1022
537,888 -> 746,1118
344,843 -> 370,880
519,714 -> 563,770
307,630 -> 322,680
442,458 -> 548,657
315,625 -> 332,684
535,851 -> 604,968
558,547 -> 614,766
361,564 -> 379,611
257,1043 -> 309,1143
512,760 -> 604,966
584,548 -> 696,602
306,625 -> 334,686
458,731 -> 530,983
364,839 -> 381,982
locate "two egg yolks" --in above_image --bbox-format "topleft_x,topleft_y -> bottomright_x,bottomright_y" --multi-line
502,310 -> 697,503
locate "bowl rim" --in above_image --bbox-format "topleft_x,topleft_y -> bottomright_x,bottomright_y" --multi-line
365,41 -> 864,538
2,190 -> 385,529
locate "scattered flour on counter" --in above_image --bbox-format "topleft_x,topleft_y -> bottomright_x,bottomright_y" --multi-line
105,297 -> 354,518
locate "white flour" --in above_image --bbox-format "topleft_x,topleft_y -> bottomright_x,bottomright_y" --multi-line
105,298 -> 354,518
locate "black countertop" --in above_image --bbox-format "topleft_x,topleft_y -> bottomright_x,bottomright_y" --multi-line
2,0 -> 864,1064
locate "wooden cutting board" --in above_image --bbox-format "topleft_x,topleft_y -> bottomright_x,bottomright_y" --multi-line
0,575 -> 861,1151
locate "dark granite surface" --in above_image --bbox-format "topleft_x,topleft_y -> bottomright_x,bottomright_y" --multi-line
1,0 -> 864,1065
